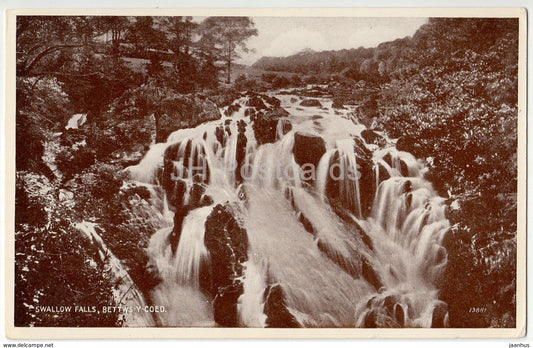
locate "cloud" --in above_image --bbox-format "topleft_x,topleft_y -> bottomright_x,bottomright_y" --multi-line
265,27 -> 329,57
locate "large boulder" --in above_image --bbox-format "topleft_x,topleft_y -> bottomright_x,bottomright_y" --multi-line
323,138 -> 375,218
396,135 -> 422,155
263,284 -> 301,328
252,109 -> 292,146
246,96 -> 267,110
157,96 -> 220,142
292,132 -> 326,169
362,258 -> 383,290
224,103 -> 241,117
213,283 -> 243,327
235,120 -> 248,184
299,99 -> 322,107
331,100 -> 345,109
361,129 -> 386,148
264,95 -> 281,108
431,302 -> 448,328
204,204 -> 248,326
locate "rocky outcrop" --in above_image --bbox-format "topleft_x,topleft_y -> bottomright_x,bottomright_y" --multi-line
323,137 -> 375,217
382,152 -> 409,177
264,95 -> 281,108
362,258 -> 383,290
235,120 -> 248,184
331,100 -> 345,109
225,103 -> 241,116
203,204 -> 248,327
361,129 -> 386,148
396,135 -> 422,155
246,96 -> 267,110
431,302 -> 448,328
299,99 -> 322,107
263,284 -> 301,328
292,132 -> 326,169
157,96 -> 220,143
252,108 -> 292,146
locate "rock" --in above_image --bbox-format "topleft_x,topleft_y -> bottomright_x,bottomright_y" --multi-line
200,194 -> 214,206
361,129 -> 386,148
299,99 -> 322,107
394,303 -> 405,327
363,310 -> 378,328
213,284 -> 242,327
292,132 -> 326,168
265,107 -> 290,118
317,238 -> 358,278
189,183 -> 206,207
376,162 -> 391,185
252,111 -> 292,146
204,204 -> 248,326
353,139 -> 376,217
157,96 -> 220,143
360,229 -> 374,250
431,302 -> 448,328
362,258 -> 383,290
332,100 -> 345,109
235,121 -> 248,184
396,135 -> 422,155
166,177 -> 187,210
246,96 -> 267,110
60,129 -> 86,147
323,139 -> 375,218
263,95 -> 281,108
169,204 -> 190,253
383,152 -> 393,167
297,212 -> 315,235
382,152 -> 409,177
123,184 -> 152,201
263,284 -> 300,328
435,246 -> 447,265
215,126 -> 226,147
353,137 -> 373,160
244,108 -> 255,117
383,295 -> 400,315
225,103 -> 241,116
290,97 -> 298,103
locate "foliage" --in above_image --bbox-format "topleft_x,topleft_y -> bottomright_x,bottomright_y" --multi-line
70,163 -> 162,295
16,77 -> 71,176
15,172 -> 119,327
374,18 -> 518,328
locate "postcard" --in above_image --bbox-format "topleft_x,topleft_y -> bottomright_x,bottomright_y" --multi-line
5,7 -> 527,339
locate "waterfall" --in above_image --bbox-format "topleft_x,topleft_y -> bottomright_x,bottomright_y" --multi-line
125,92 -> 450,328
75,221 -> 156,327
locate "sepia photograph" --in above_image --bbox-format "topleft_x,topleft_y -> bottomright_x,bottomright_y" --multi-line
4,7 -> 527,339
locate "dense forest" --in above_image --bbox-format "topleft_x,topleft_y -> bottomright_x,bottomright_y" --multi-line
14,17 -> 518,328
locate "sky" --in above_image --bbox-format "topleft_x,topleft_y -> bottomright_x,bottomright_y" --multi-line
236,17 -> 429,65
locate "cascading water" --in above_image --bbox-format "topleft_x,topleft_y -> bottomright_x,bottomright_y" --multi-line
126,91 -> 450,328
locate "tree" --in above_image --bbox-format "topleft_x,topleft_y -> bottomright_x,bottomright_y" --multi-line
16,16 -> 106,78
199,17 -> 258,83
